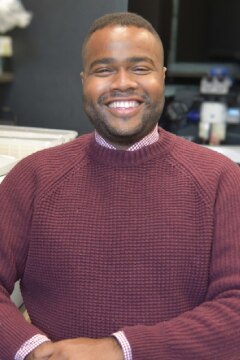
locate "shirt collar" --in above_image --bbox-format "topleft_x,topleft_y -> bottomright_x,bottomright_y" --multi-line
95,125 -> 159,151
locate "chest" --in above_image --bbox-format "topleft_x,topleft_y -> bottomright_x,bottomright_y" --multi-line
26,168 -> 213,298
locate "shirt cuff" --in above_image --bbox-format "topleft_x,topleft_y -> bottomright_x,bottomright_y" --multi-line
15,334 -> 50,360
112,330 -> 132,360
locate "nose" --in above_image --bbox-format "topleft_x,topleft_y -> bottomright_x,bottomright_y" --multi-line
110,68 -> 137,91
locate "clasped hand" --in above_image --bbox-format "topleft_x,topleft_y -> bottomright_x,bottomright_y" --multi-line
26,337 -> 124,360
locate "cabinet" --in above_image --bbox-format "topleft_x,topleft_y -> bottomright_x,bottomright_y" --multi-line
0,72 -> 14,84
0,72 -> 15,125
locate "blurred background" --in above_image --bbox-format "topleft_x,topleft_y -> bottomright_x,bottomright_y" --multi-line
1,0 -> 240,143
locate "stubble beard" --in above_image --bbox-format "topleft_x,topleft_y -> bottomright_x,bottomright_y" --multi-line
82,92 -> 164,147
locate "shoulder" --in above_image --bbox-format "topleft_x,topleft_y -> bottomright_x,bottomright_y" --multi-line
34,131 -> 93,160
162,129 -> 240,202
2,132 -> 94,197
169,131 -> 240,175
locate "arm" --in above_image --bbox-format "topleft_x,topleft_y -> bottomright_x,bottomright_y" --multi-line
15,335 -> 50,360
122,162 -> 240,359
0,158 -> 47,359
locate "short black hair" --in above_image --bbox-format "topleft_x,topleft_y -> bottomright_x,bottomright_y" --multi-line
82,12 -> 163,62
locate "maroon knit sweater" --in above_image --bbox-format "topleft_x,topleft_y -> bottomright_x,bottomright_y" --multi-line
1,128 -> 240,359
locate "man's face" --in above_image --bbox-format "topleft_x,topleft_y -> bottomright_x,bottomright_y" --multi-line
81,25 -> 166,149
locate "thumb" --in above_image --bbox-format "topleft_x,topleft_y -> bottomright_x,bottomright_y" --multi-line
28,341 -> 54,359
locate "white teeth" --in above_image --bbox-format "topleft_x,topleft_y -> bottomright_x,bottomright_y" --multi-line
108,101 -> 140,109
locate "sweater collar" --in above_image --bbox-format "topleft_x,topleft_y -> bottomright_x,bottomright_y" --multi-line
88,127 -> 176,167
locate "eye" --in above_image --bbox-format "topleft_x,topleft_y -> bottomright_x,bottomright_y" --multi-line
94,67 -> 114,77
131,66 -> 152,75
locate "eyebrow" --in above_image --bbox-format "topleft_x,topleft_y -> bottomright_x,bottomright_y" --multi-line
89,56 -> 155,70
89,58 -> 114,70
128,56 -> 155,65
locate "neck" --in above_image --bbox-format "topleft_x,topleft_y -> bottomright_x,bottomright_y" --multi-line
95,125 -> 159,151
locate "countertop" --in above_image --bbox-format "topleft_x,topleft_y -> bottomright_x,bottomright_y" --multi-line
203,145 -> 240,163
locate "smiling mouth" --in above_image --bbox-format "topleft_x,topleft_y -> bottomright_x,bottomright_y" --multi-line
108,100 -> 142,109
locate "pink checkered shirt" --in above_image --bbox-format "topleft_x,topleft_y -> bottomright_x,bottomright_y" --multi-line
95,125 -> 159,151
15,126 -> 159,360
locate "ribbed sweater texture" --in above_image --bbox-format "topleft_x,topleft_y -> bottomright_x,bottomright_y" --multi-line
1,128 -> 240,359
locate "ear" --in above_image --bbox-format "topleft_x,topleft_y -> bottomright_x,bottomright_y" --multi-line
163,67 -> 167,79
80,71 -> 85,85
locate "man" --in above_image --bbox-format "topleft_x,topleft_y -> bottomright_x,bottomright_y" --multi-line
0,12 -> 240,360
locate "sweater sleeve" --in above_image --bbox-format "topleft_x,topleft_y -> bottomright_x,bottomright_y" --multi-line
0,158 -> 47,359
122,161 -> 240,359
